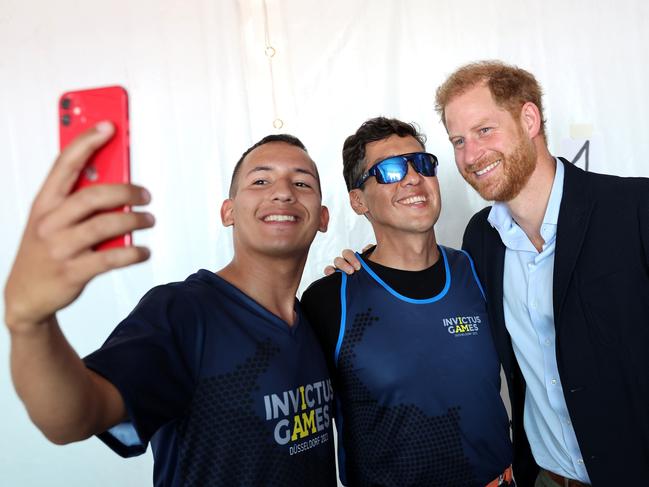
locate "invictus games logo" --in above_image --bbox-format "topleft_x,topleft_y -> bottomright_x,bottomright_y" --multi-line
442,315 -> 481,337
263,379 -> 333,455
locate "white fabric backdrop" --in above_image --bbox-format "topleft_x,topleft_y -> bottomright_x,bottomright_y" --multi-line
2,0 -> 648,484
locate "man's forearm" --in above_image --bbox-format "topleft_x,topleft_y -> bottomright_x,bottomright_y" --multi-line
9,316 -> 125,444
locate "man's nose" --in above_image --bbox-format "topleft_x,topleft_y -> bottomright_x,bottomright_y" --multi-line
272,178 -> 296,202
463,138 -> 484,166
400,162 -> 422,186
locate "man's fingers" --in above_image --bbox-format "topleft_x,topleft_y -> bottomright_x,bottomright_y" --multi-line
341,249 -> 362,270
37,184 -> 151,235
323,265 -> 336,276
360,243 -> 375,253
34,122 -> 115,212
328,248 -> 363,276
333,256 -> 356,275
50,211 -> 155,259
65,246 -> 151,286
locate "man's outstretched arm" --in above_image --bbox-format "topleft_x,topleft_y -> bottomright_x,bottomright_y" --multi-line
4,122 -> 154,444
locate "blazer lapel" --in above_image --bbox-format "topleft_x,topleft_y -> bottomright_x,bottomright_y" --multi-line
484,224 -> 511,373
553,159 -> 594,320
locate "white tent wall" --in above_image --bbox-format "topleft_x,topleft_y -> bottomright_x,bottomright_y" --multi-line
1,0 -> 648,485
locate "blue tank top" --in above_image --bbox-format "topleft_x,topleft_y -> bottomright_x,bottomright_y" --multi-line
335,246 -> 512,486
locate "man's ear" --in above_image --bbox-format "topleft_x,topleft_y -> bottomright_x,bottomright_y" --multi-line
520,101 -> 542,139
349,189 -> 369,216
319,205 -> 330,233
220,199 -> 234,227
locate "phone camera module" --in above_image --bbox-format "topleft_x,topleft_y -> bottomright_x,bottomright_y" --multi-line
61,98 -> 71,110
61,114 -> 71,126
84,165 -> 98,181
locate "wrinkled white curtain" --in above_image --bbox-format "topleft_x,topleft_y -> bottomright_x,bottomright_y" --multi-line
2,0 -> 648,485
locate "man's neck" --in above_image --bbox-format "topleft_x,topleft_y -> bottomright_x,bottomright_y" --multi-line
217,251 -> 306,326
506,149 -> 557,252
369,230 -> 439,271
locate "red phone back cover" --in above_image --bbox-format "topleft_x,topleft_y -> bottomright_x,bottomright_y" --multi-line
59,86 -> 131,249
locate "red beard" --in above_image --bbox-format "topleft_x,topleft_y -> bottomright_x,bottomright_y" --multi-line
464,132 -> 536,202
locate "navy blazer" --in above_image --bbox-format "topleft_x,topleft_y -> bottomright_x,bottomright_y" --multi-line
462,159 -> 649,486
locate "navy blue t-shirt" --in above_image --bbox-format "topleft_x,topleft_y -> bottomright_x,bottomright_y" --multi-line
314,246 -> 512,486
84,270 -> 336,486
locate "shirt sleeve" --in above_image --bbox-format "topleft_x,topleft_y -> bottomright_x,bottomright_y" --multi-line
83,284 -> 201,457
301,273 -> 343,382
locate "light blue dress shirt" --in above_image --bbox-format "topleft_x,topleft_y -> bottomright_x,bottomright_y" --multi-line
487,160 -> 591,483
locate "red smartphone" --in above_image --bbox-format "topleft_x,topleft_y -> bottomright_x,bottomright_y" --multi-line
59,85 -> 131,250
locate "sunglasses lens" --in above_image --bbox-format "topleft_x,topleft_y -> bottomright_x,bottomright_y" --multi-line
375,158 -> 408,184
413,153 -> 438,176
360,153 -> 438,187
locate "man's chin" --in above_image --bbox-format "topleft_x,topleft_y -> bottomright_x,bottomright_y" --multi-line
467,178 -> 523,203
259,242 -> 311,259
466,179 -> 499,202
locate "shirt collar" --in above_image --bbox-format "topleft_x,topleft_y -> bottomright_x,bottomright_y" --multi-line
542,158 -> 564,227
487,158 -> 565,248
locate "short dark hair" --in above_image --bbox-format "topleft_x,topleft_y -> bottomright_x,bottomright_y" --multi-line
229,134 -> 319,197
342,117 -> 427,191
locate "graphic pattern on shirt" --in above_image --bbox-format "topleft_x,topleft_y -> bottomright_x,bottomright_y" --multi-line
174,338 -> 333,487
174,339 -> 275,485
85,270 -> 337,486
338,308 -> 477,487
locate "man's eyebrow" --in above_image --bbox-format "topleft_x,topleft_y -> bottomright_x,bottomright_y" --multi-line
448,118 -> 492,140
246,165 -> 272,175
245,165 -> 317,179
294,167 -> 318,179
470,118 -> 491,131
370,153 -> 400,165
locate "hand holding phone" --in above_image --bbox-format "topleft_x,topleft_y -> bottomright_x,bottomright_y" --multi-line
5,120 -> 154,331
59,85 -> 131,250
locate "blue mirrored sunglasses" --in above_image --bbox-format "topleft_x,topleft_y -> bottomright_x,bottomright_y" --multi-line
353,152 -> 439,189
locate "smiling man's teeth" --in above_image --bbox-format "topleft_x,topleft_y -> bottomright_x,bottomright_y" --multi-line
264,214 -> 296,222
476,160 -> 501,176
401,195 -> 427,205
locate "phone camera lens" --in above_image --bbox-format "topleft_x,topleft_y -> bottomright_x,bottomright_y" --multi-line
61,114 -> 71,126
61,98 -> 71,110
84,165 -> 98,181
